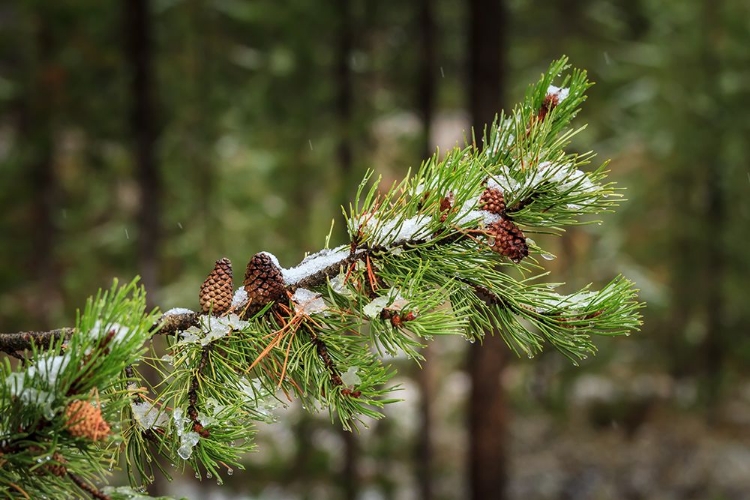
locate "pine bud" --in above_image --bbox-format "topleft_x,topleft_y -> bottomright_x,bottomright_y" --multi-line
487,219 -> 529,262
479,187 -> 506,215
243,253 -> 286,315
64,399 -> 111,442
538,92 -> 560,122
439,194 -> 454,222
199,258 -> 234,315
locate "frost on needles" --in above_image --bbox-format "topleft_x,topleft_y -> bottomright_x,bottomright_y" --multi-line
0,57 -> 642,500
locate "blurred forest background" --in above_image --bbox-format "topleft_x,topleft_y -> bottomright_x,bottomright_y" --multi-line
1,0 -> 750,499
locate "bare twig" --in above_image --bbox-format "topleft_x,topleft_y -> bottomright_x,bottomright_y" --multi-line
0,328 -> 74,357
187,346 -> 212,438
0,312 -> 199,357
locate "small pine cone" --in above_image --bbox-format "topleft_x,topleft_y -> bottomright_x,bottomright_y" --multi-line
28,448 -> 67,477
199,258 -> 234,315
45,452 -> 67,477
538,92 -> 560,122
487,219 -> 529,262
64,400 -> 111,442
479,187 -> 506,215
243,253 -> 286,315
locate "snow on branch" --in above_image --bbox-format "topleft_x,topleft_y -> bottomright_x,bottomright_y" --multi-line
0,57 -> 642,499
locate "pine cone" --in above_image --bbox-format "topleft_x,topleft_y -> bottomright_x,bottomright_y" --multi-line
45,452 -> 67,477
487,219 -> 529,262
28,448 -> 67,477
243,253 -> 285,315
538,92 -> 560,122
64,399 -> 111,442
479,187 -> 506,215
199,258 -> 234,315
439,195 -> 454,222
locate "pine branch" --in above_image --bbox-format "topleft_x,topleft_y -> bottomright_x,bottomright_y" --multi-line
0,328 -> 75,356
0,313 -> 198,357
0,57 -> 644,498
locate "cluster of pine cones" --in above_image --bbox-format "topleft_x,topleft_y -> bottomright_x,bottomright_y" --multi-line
198,254 -> 285,318
479,186 -> 529,262
198,186 -> 530,316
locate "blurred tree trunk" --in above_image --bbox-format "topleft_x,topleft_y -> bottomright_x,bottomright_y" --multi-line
699,0 -> 724,414
26,12 -> 61,328
125,4 -> 166,496
467,0 -> 508,499
188,0 -> 218,260
125,0 -> 160,306
335,1 -> 359,499
336,0 -> 354,210
415,0 -> 436,499
664,0 -> 726,412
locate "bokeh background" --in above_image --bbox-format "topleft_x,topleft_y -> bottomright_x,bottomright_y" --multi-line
1,1 -> 750,499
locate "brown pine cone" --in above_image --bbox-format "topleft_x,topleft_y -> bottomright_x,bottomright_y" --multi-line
479,187 -> 506,215
243,253 -> 286,316
487,219 -> 529,262
199,258 -> 234,315
64,400 -> 111,442
45,452 -> 67,477
538,92 -> 560,122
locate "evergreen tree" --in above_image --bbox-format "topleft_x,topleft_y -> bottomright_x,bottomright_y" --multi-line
0,59 -> 641,499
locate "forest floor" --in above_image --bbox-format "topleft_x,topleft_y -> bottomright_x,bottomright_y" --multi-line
508,404 -> 750,500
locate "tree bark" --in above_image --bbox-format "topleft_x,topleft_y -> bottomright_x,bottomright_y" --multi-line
467,0 -> 508,499
125,0 -> 160,306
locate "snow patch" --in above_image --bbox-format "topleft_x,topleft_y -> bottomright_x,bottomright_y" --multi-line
363,289 -> 407,318
546,85 -> 570,102
282,247 -> 351,285
362,215 -> 433,246
177,328 -> 201,345
330,273 -> 354,297
163,307 -> 194,317
259,251 -> 281,269
487,162 -> 596,202
88,320 -> 130,345
341,366 -> 361,387
6,372 -> 55,416
31,355 -> 70,387
231,288 -> 248,309
292,288 -> 327,315
131,401 -> 169,430
488,167 -> 522,194
198,314 -> 247,346
177,431 -> 201,460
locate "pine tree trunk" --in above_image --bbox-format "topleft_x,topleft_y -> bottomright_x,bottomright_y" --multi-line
336,0 -> 354,210
336,1 -> 359,498
415,0 -> 436,498
189,0 -> 218,260
467,0 -> 508,499
699,0 -> 724,414
125,0 -> 160,307
26,12 -> 61,328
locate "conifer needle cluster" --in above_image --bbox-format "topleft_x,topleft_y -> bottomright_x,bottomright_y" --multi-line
0,58 -> 642,499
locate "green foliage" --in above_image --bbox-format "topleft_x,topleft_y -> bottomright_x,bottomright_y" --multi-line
0,279 -> 157,499
0,58 -> 642,498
